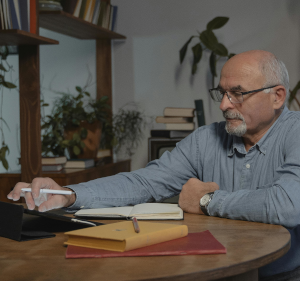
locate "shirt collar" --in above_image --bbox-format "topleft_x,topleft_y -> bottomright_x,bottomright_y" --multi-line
227,106 -> 289,157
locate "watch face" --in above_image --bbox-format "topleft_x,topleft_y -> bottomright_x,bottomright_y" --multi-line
200,194 -> 210,206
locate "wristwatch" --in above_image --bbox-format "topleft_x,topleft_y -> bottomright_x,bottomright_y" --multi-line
199,192 -> 214,216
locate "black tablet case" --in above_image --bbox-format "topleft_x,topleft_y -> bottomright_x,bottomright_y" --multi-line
0,201 -> 102,242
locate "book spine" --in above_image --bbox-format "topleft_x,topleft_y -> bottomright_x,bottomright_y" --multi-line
79,0 -> 87,19
194,99 -> 205,127
111,5 -> 117,31
60,0 -> 78,15
7,0 -> 19,29
18,0 -> 29,31
125,225 -> 188,251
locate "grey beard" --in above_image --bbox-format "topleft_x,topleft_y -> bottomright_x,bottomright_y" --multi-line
223,111 -> 247,137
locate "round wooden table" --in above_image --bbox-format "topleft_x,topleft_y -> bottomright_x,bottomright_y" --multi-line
0,213 -> 290,281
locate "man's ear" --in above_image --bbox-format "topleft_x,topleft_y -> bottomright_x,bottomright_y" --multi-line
273,86 -> 286,109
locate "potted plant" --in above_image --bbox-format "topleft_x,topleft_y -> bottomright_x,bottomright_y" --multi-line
179,16 -> 235,88
111,103 -> 151,160
41,86 -> 110,159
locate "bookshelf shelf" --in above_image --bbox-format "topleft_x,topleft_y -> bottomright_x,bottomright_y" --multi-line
39,11 -> 126,40
0,29 -> 58,45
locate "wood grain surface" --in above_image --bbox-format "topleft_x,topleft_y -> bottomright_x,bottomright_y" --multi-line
0,213 -> 290,281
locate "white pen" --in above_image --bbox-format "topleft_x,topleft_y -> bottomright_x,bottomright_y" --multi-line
21,188 -> 74,195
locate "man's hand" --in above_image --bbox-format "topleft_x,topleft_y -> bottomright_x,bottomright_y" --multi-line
7,177 -> 76,212
178,178 -> 219,214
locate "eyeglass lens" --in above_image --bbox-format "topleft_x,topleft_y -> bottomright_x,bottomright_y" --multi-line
210,90 -> 243,104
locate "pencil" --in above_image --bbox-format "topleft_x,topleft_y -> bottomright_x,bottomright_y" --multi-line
132,217 -> 140,233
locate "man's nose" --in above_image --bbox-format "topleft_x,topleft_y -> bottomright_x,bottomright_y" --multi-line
220,93 -> 235,112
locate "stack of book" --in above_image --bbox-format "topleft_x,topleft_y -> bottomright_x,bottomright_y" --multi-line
151,107 -> 195,138
60,0 -> 118,31
42,156 -> 67,172
0,0 -> 37,33
65,158 -> 95,169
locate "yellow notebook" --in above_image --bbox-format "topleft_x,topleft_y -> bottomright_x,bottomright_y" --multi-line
64,221 -> 188,252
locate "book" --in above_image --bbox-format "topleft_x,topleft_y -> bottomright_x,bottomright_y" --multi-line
165,123 -> 195,130
97,1 -> 106,27
79,0 -> 86,19
195,99 -> 206,127
150,130 -> 193,138
41,156 -> 67,165
96,149 -> 111,158
83,0 -> 91,21
91,0 -> 100,24
163,107 -> 195,117
110,5 -> 117,31
13,0 -> 20,29
18,0 -> 29,32
73,0 -> 82,17
42,164 -> 64,172
64,158 -> 94,169
64,221 -> 188,252
156,116 -> 193,124
60,0 -> 78,15
65,230 -> 226,258
75,203 -> 183,220
7,0 -> 19,29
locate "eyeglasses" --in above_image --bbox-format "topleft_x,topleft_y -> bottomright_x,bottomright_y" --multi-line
209,85 -> 279,104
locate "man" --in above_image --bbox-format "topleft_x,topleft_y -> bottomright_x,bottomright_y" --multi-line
8,50 -> 300,280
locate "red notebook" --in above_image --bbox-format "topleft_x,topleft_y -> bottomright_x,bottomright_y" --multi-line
65,230 -> 226,259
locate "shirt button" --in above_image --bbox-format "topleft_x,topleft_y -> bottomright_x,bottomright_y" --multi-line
246,164 -> 250,169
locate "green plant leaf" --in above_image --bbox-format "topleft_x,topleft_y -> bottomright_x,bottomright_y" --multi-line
0,156 -> 8,170
1,81 -> 17,88
0,63 -> 7,72
209,51 -> 217,77
214,43 -> 228,56
289,81 -> 300,105
73,146 -> 81,155
179,36 -> 194,64
206,17 -> 229,30
200,30 -> 218,50
42,103 -> 49,107
80,141 -> 85,148
83,91 -> 90,97
75,86 -> 82,92
191,43 -> 203,75
228,53 -> 236,59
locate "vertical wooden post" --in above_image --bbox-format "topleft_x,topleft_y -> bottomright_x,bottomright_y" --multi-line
96,39 -> 112,112
19,45 -> 42,183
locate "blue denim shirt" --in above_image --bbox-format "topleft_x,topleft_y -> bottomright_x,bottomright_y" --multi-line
67,106 -> 300,278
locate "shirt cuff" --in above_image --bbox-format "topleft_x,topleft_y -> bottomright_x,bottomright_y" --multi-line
208,190 -> 229,217
63,183 -> 95,210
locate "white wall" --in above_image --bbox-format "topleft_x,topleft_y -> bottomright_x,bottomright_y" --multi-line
1,0 -> 300,173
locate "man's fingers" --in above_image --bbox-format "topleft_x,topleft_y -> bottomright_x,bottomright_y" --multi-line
24,191 -> 35,210
38,194 -> 67,212
7,182 -> 30,201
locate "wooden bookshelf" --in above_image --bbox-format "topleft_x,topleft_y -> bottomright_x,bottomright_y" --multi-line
39,11 -> 126,40
0,0 -> 130,199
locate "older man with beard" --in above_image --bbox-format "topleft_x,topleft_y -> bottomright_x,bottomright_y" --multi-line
8,50 -> 300,280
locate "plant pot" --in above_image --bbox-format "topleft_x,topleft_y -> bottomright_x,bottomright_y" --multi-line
64,120 -> 102,159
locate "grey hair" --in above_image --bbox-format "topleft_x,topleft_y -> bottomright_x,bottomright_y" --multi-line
259,55 -> 289,104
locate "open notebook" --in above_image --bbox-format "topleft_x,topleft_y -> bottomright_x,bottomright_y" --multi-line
75,203 -> 183,220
